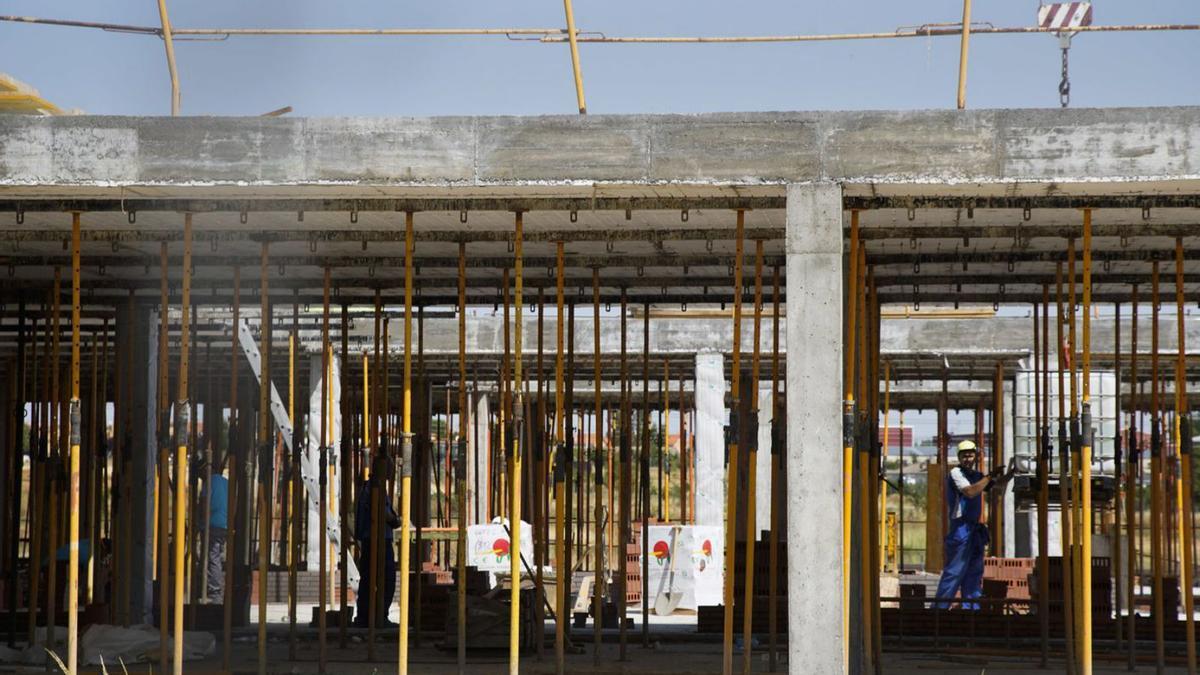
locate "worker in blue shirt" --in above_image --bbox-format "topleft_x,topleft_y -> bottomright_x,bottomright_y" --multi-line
354,452 -> 400,628
201,452 -> 230,600
934,440 -> 1011,609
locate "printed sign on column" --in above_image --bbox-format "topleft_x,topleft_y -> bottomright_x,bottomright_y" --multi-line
467,520 -> 534,573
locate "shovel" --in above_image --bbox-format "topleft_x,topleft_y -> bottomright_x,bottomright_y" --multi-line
653,526 -> 684,616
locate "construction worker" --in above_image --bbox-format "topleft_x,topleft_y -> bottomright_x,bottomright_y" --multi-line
200,452 -> 229,600
934,440 -> 1011,609
354,452 -> 400,627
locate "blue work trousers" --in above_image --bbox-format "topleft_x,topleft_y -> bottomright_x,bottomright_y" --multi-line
934,519 -> 988,609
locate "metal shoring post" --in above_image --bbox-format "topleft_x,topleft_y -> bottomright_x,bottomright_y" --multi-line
509,212 -> 525,675
723,209 -> 746,675
369,289 -> 382,662
1175,237 -> 1197,674
173,214 -> 193,675
340,302 -> 351,650
7,296 -> 25,648
85,329 -> 98,609
223,268 -> 240,671
65,214 -> 82,675
535,290 -> 546,662
565,300 -> 577,632
1035,296 -> 1050,667
257,241 -> 271,675
26,311 -> 44,646
1056,262 -> 1077,675
741,239 -> 765,674
415,303 -> 425,652
591,267 -> 603,665
767,264 -> 781,672
640,300 -> 650,649
399,213 -> 417,675
1114,299 -> 1123,654
1068,239 -> 1083,670
843,211 -> 860,673
857,249 -> 874,671
1080,211 -> 1093,674
554,242 -> 567,675
457,241 -> 469,674
319,267 -> 331,673
49,269 -> 61,662
1129,285 -> 1139,672
881,362 -> 891,574
662,360 -> 669,523
156,241 -> 170,675
618,286 -> 630,662
561,0 -> 587,114
1042,284 -> 1053,647
502,268 -> 511,524
1151,263 -> 1165,675
200,340 -> 213,607
289,288 -> 299,660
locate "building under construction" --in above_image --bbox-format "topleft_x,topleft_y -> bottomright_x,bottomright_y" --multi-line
1,55 -> 1200,675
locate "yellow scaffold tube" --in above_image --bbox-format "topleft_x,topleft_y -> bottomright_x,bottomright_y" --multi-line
554,241 -> 567,675
722,209 -> 746,675
1175,237 -> 1196,674
843,210 -> 860,672
1079,211 -> 1093,674
509,212 -> 525,675
66,213 -> 82,675
173,214 -> 193,675
399,212 -> 416,674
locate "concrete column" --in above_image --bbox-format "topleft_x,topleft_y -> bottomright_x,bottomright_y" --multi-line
785,182 -> 844,674
693,352 -> 725,527
130,305 -> 156,624
755,383 -> 773,535
469,391 -> 489,526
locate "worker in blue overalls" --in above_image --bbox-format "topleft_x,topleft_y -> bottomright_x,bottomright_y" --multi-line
934,440 -> 1011,609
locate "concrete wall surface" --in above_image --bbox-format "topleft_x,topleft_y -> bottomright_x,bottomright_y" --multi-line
2,108 -> 1199,188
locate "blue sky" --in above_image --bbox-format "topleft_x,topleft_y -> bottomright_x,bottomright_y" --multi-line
2,1 -> 1196,116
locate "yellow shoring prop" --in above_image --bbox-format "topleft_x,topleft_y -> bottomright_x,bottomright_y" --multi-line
1055,262 -> 1077,675
843,210 -> 860,672
399,212 -> 416,675
768,264 -> 782,672
1176,238 -> 1197,674
1068,239 -> 1083,670
49,270 -> 60,658
66,213 -> 82,675
1152,262 -> 1165,673
723,209 -> 746,675
1080,211 -> 1093,674
591,267 -> 603,666
741,239 -> 764,674
554,241 -> 567,674
257,241 -> 270,675
457,241 -> 469,674
508,212 -> 525,675
223,267 -> 240,670
173,214 -> 193,675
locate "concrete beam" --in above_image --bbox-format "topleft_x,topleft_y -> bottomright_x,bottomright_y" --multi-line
2,108 -> 1199,192
785,183 -> 844,673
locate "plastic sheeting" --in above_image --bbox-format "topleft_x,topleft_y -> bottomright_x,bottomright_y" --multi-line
694,353 -> 726,527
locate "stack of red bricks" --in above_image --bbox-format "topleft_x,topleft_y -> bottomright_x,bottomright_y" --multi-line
982,557 -> 1034,603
